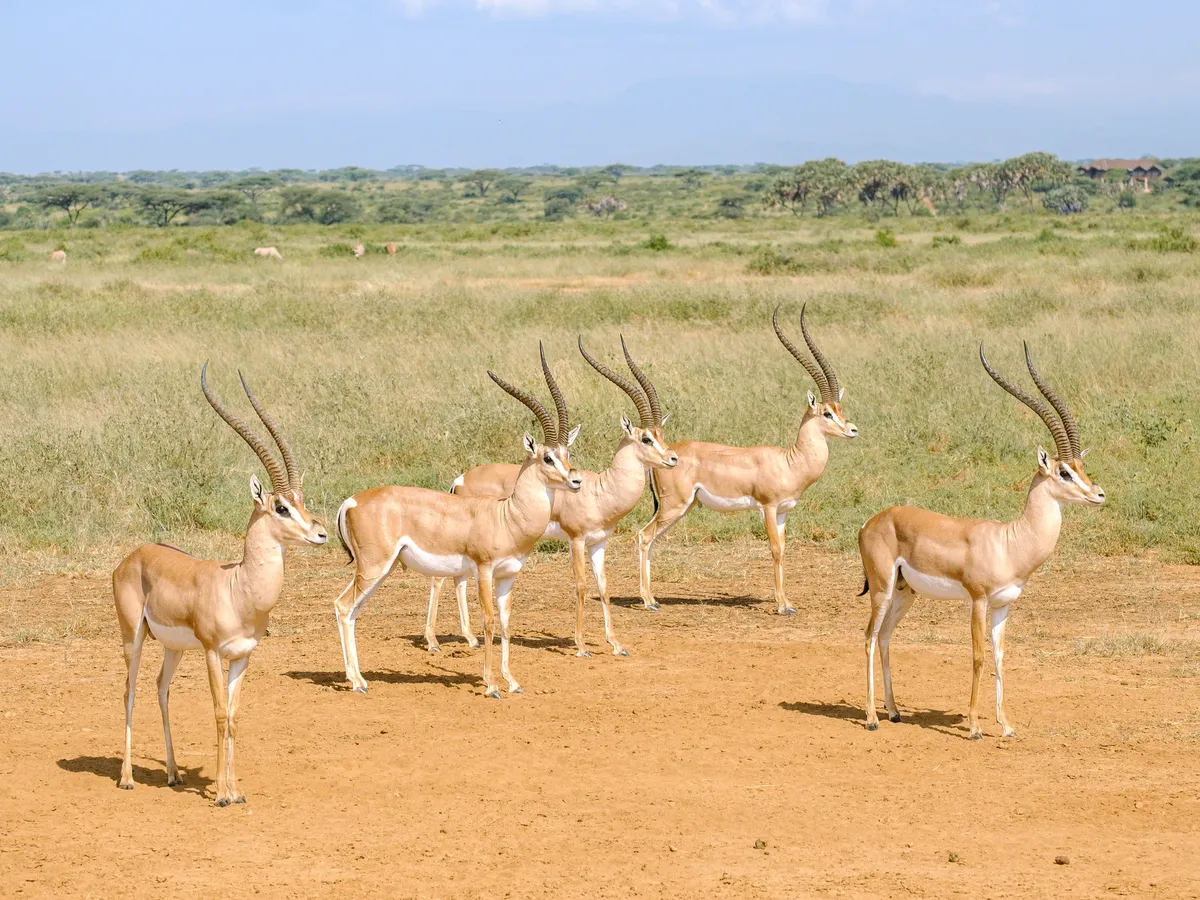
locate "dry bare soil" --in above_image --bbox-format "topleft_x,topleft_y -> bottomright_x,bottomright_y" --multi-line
2,540 -> 1198,898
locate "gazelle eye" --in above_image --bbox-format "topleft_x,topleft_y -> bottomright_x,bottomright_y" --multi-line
275,505 -> 291,517
1059,468 -> 1071,480
642,436 -> 653,444
824,411 -> 834,419
543,454 -> 552,464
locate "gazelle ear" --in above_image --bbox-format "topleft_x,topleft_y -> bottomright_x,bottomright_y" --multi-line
523,433 -> 537,455
1036,446 -> 1053,474
838,387 -> 845,401
660,412 -> 671,426
250,474 -> 268,507
566,423 -> 582,446
807,390 -> 817,410
1080,447 -> 1090,459
620,413 -> 635,437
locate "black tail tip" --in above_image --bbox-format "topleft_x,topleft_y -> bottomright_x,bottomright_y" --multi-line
857,577 -> 869,597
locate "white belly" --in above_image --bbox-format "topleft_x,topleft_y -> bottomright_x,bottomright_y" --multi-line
989,584 -> 1022,606
145,613 -> 203,651
399,539 -> 474,578
219,636 -> 258,659
494,556 -> 526,580
897,560 -> 971,602
695,485 -> 758,512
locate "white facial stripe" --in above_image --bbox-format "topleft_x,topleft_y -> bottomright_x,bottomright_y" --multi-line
279,497 -> 312,528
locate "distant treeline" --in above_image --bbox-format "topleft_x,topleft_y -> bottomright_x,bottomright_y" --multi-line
4,154 -> 1200,230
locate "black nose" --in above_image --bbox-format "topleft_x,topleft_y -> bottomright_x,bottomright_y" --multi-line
316,530 -> 328,540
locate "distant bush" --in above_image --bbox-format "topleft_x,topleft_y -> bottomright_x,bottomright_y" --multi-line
134,245 -> 184,263
1042,185 -> 1088,215
1129,224 -> 1198,253
932,234 -> 961,248
875,228 -> 898,248
745,244 -> 831,275
0,236 -> 28,261
642,233 -> 671,251
377,195 -> 435,224
1118,191 -> 1137,209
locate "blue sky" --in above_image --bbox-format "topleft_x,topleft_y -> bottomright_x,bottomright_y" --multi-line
3,0 -> 1197,170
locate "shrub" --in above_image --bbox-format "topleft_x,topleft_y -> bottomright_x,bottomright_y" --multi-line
1042,185 -> 1088,215
642,233 -> 671,252
1118,191 -> 1137,209
931,234 -> 962,248
875,228 -> 898,248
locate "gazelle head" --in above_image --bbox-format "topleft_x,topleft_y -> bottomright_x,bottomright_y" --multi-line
980,342 -> 1106,507
201,363 -> 329,545
489,344 -> 583,493
774,304 -> 858,440
578,335 -> 679,470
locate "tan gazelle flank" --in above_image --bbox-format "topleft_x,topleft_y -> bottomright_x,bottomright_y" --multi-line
637,305 -> 858,614
334,354 -> 583,698
857,343 -> 1105,739
113,365 -> 328,806
429,338 -> 678,658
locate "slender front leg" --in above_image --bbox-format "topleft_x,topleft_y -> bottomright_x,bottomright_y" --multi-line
119,617 -> 147,790
476,564 -> 500,698
334,569 -> 387,693
588,541 -> 627,656
496,576 -> 522,694
968,597 -> 988,740
426,578 -> 446,652
223,655 -> 250,804
569,539 -> 592,658
455,576 -> 478,649
990,604 -> 1015,737
864,590 -> 892,731
636,499 -> 692,611
763,505 -> 792,615
157,648 -> 185,785
879,588 -> 915,723
204,649 -> 233,805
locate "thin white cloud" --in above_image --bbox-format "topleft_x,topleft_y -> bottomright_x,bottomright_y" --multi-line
397,0 -> 829,24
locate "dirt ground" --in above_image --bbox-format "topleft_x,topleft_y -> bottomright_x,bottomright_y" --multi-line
1,539 -> 1198,899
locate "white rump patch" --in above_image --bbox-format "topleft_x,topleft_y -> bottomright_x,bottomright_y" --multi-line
398,539 -> 475,578
145,613 -> 202,651
897,559 -> 970,602
450,474 -> 465,493
695,485 -> 758,512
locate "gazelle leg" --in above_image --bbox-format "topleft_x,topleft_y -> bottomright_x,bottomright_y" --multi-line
334,567 -> 390,693
477,565 -> 500,698
864,588 -> 893,731
879,588 -> 915,723
589,541 -> 627,657
224,656 -> 250,804
990,604 -> 1016,737
157,648 -> 185,785
118,616 -> 147,790
569,539 -> 592,658
204,649 -> 233,806
455,576 -> 478,648
763,505 -> 792,615
426,578 -> 445,652
968,597 -> 988,740
636,499 -> 692,611
496,576 -> 522,694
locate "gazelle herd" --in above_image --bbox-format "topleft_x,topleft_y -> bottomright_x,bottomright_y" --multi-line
112,307 -> 1106,804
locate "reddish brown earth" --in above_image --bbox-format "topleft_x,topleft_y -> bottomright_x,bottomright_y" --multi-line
1,540 -> 1198,898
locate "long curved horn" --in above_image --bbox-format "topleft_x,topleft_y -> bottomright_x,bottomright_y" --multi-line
539,342 -> 569,447
488,370 -> 556,445
200,361 -> 288,493
800,303 -> 840,400
238,371 -> 300,492
979,344 -> 1073,460
773,306 -> 830,399
1023,343 -> 1081,458
579,336 -> 653,427
620,335 -> 662,425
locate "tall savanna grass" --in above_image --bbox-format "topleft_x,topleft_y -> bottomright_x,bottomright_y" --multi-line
0,217 -> 1197,582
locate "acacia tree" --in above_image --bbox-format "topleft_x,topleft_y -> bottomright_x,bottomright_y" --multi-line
1000,152 -> 1070,206
229,174 -> 281,217
136,188 -> 215,226
675,169 -> 705,192
602,164 -> 632,184
495,177 -> 533,204
30,184 -> 102,225
463,169 -> 500,198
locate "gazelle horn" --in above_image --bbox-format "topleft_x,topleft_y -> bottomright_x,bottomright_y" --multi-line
579,336 -> 654,427
539,342 -> 570,447
1023,343 -> 1081,459
800,303 -> 841,401
488,371 -> 557,446
200,362 -> 288,494
773,305 -> 831,400
980,343 -> 1074,461
620,335 -> 662,425
238,371 -> 300,493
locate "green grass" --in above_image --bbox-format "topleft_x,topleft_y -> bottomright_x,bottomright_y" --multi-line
0,213 -> 1198,582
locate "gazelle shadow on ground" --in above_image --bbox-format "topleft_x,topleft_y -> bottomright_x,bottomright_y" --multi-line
282,668 -> 479,690
779,700 -> 967,736
57,756 -> 211,794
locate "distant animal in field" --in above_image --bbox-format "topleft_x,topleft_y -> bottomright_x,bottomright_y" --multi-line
254,247 -> 282,260
49,250 -> 66,263
353,243 -> 365,258
386,242 -> 397,257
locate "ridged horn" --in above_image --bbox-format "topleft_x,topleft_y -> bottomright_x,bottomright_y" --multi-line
488,370 -> 556,445
579,336 -> 653,427
200,361 -> 288,493
801,303 -> 840,401
620,335 -> 662,425
238,371 -> 300,493
773,305 -> 830,400
979,343 -> 1073,460
1023,342 -> 1081,459
539,342 -> 570,447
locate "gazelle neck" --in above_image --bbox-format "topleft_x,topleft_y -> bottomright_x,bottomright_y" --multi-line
232,508 -> 287,614
501,458 -> 556,539
1007,471 -> 1064,578
787,407 -> 830,474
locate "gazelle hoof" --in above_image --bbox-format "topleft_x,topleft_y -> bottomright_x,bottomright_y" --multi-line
352,685 -> 368,695
216,798 -> 231,807
778,607 -> 796,616
485,688 -> 502,699
467,639 -> 480,649
645,603 -> 660,612
427,645 -> 441,654
509,686 -> 524,695
865,721 -> 878,732
167,774 -> 183,786
889,713 -> 902,723
118,782 -> 133,791
969,732 -> 983,741
1001,727 -> 1017,738
577,650 -> 592,659
234,796 -> 247,804
615,648 -> 629,657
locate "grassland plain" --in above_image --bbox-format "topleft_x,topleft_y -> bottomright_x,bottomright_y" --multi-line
0,212 -> 1197,599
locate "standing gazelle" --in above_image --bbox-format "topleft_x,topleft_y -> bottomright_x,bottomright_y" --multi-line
114,365 -> 327,805
428,338 -> 678,657
637,305 -> 858,614
858,343 -> 1105,738
334,353 -> 583,697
